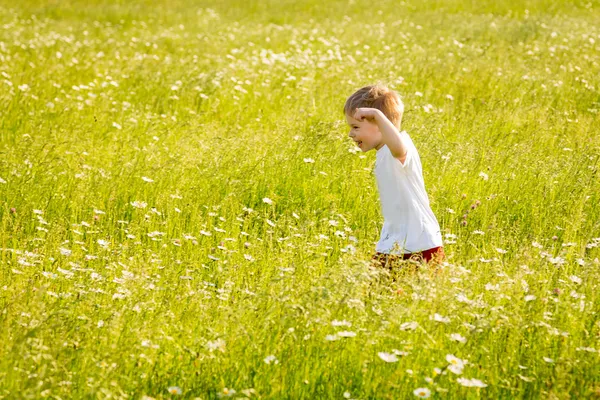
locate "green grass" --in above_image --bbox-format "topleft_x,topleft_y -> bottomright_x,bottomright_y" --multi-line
1,0 -> 599,398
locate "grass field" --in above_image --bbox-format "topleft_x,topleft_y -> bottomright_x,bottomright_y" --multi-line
1,0 -> 600,398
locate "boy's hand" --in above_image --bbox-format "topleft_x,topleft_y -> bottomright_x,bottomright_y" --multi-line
353,107 -> 382,123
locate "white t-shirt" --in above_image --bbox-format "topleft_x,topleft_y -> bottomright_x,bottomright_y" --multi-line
374,130 -> 443,254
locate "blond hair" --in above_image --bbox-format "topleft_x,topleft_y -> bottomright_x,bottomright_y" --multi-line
344,84 -> 404,128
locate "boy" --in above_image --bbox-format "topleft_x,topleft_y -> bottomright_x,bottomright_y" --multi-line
344,84 -> 445,271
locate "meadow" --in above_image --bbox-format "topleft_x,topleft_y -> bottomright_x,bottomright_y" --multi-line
1,0 -> 599,398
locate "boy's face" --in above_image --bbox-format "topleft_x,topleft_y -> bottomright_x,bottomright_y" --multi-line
345,114 -> 383,152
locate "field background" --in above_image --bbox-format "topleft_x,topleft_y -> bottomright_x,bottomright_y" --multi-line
1,0 -> 599,398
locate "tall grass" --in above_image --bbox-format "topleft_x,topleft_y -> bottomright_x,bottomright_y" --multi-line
1,0 -> 599,398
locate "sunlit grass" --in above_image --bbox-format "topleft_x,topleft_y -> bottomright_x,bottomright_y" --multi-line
1,0 -> 599,398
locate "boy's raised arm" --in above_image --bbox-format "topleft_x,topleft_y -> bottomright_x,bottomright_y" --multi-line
373,110 -> 408,162
354,107 -> 409,163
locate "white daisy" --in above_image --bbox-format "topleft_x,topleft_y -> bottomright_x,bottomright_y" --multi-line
378,352 -> 399,363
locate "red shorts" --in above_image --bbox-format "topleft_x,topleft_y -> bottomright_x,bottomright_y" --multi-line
371,246 -> 445,268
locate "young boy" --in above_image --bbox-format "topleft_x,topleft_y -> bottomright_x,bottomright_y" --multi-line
344,84 -> 445,271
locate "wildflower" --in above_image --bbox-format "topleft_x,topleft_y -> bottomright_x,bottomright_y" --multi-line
495,247 -> 508,254
378,352 -> 399,363
518,374 -> 535,382
524,295 -> 536,302
332,319 -> 352,327
479,171 -> 489,181
400,321 -> 419,331
131,201 -> 147,209
548,256 -> 565,266
433,313 -> 450,323
42,271 -> 57,279
413,387 -> 431,398
569,275 -> 582,284
570,290 -> 582,299
449,333 -> 467,343
112,122 -> 122,130
575,347 -> 597,352
147,231 -> 165,238
448,364 -> 463,375
167,386 -> 182,395
262,197 -> 273,205
303,158 -> 315,163
337,331 -> 357,338
446,94 -> 454,100
543,357 -> 554,363
324,334 -> 339,341
446,354 -> 465,373
59,248 -> 72,256
485,283 -> 499,291
141,176 -> 154,183
205,338 -> 226,352
341,244 -> 356,254
217,388 -> 236,398
264,355 -> 278,364
90,272 -> 101,280
456,378 -> 487,387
